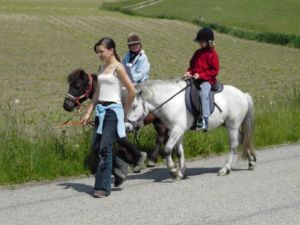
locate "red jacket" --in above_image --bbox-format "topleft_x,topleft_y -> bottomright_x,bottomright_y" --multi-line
187,48 -> 219,85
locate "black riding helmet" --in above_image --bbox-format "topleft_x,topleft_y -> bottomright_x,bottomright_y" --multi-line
194,27 -> 214,43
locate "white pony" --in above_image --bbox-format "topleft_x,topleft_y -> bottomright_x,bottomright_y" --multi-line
126,79 -> 256,179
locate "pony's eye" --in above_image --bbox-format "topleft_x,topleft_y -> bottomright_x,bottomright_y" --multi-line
132,104 -> 137,110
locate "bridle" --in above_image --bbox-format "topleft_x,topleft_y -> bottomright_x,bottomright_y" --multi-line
60,73 -> 94,127
126,94 -> 148,143
65,74 -> 93,110
127,95 -> 147,130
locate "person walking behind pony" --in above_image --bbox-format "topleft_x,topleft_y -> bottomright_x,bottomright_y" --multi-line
81,37 -> 136,198
184,27 -> 220,132
122,33 -> 158,166
122,33 -> 150,84
121,33 -> 150,169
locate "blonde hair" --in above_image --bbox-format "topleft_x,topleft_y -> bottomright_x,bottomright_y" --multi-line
209,40 -> 216,48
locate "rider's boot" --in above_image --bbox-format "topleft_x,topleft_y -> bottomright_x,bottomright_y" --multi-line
196,116 -> 208,132
202,116 -> 209,132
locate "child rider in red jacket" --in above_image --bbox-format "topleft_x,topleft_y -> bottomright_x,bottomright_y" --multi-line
184,27 -> 220,131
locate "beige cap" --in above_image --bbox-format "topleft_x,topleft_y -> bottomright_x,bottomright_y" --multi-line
127,33 -> 142,45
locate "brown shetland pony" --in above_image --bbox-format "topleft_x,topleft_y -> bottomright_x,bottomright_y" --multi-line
63,68 -> 168,166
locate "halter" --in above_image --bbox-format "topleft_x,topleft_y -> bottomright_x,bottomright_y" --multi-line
126,94 -> 148,143
65,74 -> 93,109
60,74 -> 94,127
126,95 -> 147,130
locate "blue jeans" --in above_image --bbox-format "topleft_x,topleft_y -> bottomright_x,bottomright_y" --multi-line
92,109 -> 118,194
199,82 -> 211,118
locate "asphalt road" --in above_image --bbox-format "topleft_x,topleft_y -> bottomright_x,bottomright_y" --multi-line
0,144 -> 299,225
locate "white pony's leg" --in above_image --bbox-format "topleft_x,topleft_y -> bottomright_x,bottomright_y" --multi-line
176,140 -> 186,179
164,127 -> 184,178
218,126 -> 239,176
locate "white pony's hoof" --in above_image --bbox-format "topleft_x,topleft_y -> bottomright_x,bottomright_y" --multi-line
169,169 -> 178,179
147,160 -> 156,167
177,170 -> 186,180
248,161 -> 256,171
218,167 -> 231,176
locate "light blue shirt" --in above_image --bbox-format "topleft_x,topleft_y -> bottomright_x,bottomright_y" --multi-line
95,103 -> 126,139
122,50 -> 150,83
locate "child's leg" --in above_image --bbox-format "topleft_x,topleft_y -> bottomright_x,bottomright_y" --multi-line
197,82 -> 211,130
200,82 -> 211,118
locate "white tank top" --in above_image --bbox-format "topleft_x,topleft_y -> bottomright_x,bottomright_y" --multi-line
97,64 -> 123,104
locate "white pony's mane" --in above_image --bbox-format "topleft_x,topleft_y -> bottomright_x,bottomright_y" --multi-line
136,79 -> 186,103
142,79 -> 183,87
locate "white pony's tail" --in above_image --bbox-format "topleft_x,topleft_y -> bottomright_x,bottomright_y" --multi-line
241,93 -> 255,160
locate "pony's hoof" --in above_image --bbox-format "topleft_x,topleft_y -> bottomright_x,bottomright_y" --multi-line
218,167 -> 231,176
248,161 -> 256,171
178,166 -> 187,179
176,171 -> 187,180
147,160 -> 156,167
169,169 -> 178,179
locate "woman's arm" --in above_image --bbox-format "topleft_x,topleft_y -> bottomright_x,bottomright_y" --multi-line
116,64 -> 136,117
81,83 -> 100,125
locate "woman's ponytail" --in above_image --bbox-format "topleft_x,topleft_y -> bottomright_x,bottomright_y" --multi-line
114,49 -> 121,62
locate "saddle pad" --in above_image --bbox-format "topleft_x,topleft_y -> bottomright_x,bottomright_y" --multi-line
185,80 -> 216,117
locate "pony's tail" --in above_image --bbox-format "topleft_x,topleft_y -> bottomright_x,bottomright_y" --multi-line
240,93 -> 255,160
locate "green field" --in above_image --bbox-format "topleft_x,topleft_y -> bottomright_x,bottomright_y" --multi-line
0,0 -> 300,184
104,0 -> 300,47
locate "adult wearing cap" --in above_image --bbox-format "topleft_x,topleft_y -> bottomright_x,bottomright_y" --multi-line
120,33 -> 150,172
122,33 -> 150,84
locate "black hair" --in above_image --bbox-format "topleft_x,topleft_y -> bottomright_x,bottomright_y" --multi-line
93,37 -> 121,62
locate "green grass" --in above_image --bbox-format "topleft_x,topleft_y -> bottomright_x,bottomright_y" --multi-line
0,104 -> 93,184
103,0 -> 300,48
0,0 -> 300,184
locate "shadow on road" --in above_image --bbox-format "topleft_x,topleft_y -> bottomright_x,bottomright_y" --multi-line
127,166 -> 221,182
58,182 -> 94,196
57,167 -> 221,194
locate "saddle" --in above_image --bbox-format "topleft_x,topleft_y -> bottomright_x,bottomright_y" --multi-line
185,79 -> 223,129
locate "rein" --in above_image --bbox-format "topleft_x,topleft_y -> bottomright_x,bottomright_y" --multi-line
56,120 -> 94,128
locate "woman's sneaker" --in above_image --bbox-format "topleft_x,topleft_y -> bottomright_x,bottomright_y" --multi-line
94,190 -> 109,198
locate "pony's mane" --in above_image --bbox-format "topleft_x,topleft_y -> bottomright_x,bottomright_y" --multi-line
67,68 -> 87,84
137,79 -> 185,102
143,79 -> 178,86
141,79 -> 185,90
